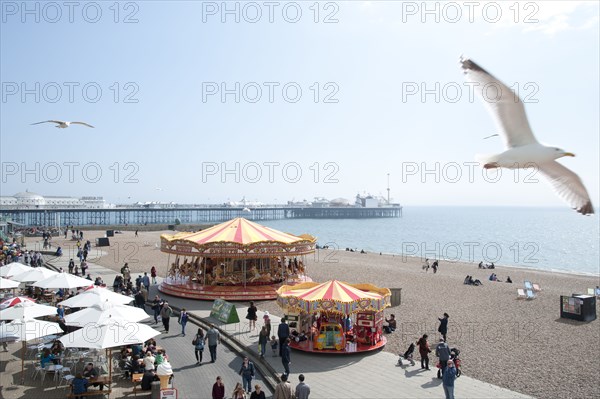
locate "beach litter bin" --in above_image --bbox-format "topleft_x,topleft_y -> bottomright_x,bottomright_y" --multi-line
106,230 -> 114,237
560,294 -> 596,322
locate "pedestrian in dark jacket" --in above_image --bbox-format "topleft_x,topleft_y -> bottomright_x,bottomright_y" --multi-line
436,339 -> 451,378
277,317 -> 290,357
438,313 -> 449,341
281,338 -> 291,377
416,334 -> 431,370
442,359 -> 457,399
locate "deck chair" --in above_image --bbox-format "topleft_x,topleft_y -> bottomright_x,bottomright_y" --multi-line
532,283 -> 542,292
524,281 -> 533,290
517,288 -> 526,299
526,289 -> 536,300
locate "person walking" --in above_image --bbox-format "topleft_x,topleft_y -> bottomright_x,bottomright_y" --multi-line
273,374 -> 293,399
142,272 -> 150,291
193,328 -> 205,365
436,338 -> 451,378
295,374 -> 311,399
151,295 -> 162,324
160,301 -> 173,333
281,338 -> 291,378
263,311 -> 271,337
258,326 -> 268,358
246,302 -> 258,332
232,382 -> 246,399
417,334 -> 432,370
212,376 -> 225,399
150,266 -> 157,284
277,317 -> 290,357
68,259 -> 75,274
178,308 -> 189,336
238,356 -> 255,394
442,359 -> 457,399
205,324 -> 221,363
249,384 -> 266,399
438,313 -> 449,342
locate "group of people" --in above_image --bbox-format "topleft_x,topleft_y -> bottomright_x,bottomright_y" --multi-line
412,313 -> 458,399
211,373 -> 310,399
422,258 -> 440,273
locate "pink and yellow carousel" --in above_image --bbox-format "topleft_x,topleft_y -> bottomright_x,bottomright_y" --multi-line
277,280 -> 391,354
158,218 -> 316,301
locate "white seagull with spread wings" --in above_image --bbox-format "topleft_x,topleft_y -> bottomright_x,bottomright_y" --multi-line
31,120 -> 95,129
460,56 -> 594,216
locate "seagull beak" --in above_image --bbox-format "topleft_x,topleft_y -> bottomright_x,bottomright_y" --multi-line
563,152 -> 575,157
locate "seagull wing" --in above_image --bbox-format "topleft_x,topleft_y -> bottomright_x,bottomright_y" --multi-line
71,122 -> 95,128
31,120 -> 63,125
461,57 -> 538,149
538,161 -> 594,215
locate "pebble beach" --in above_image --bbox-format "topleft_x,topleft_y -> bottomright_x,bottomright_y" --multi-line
37,229 -> 600,399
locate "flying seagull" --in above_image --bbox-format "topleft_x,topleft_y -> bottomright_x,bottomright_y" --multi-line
460,56 -> 594,215
31,120 -> 94,128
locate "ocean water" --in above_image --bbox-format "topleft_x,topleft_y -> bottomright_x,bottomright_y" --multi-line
261,207 -> 600,276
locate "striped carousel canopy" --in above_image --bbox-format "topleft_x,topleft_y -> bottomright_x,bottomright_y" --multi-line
277,280 -> 391,315
161,218 -> 316,258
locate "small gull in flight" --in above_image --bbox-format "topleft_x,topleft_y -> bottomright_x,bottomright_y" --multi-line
31,120 -> 95,128
460,56 -> 594,215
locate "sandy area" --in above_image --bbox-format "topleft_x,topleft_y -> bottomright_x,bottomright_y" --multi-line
26,230 -> 600,399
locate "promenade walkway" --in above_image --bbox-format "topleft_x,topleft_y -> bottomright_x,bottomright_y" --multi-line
44,256 -> 532,399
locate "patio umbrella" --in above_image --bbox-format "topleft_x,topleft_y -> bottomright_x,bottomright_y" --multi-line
0,277 -> 20,289
0,296 -> 35,309
11,268 -> 58,283
64,302 -> 149,326
33,273 -> 93,290
0,262 -> 34,278
60,319 -> 161,385
0,317 -> 62,382
58,287 -> 133,308
0,302 -> 57,320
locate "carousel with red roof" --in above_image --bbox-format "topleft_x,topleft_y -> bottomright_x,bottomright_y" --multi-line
158,218 -> 316,301
276,280 -> 391,354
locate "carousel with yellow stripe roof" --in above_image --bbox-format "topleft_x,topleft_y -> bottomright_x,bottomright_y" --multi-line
277,280 -> 391,353
159,218 -> 316,301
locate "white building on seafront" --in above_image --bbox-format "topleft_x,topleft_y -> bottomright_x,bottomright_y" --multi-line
0,191 -> 115,209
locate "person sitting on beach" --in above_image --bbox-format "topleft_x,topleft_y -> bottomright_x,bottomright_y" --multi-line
463,275 -> 471,284
506,276 -> 512,283
383,314 -> 397,333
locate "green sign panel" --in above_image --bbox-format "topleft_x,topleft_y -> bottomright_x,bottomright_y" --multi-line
210,299 -> 240,324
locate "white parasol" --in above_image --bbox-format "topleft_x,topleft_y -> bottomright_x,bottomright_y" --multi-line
0,262 -> 34,278
0,302 -> 57,320
0,317 -> 62,382
58,287 -> 133,308
0,277 -> 20,289
64,303 -> 149,326
33,273 -> 94,289
11,267 -> 58,282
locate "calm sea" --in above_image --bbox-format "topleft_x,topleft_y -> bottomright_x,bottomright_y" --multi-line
261,207 -> 600,276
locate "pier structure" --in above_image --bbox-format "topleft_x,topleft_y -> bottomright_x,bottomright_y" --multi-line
1,205 -> 402,227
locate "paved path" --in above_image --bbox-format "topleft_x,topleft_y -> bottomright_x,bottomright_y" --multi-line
48,256 -> 533,399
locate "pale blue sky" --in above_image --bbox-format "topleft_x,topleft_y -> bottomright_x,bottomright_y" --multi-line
1,1 -> 598,209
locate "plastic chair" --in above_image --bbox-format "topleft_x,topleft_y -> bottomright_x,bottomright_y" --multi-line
532,283 -> 542,292
56,366 -> 73,387
517,289 -> 526,299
